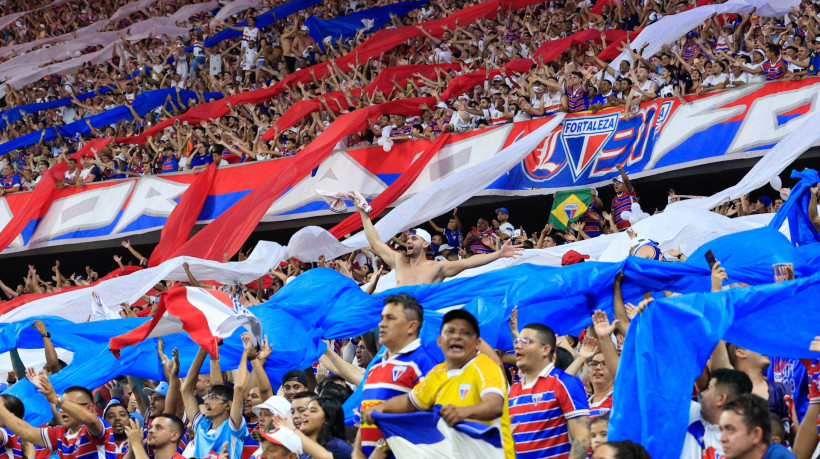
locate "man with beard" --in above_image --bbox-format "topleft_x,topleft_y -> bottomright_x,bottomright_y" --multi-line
125,414 -> 185,459
103,402 -> 132,459
355,197 -> 523,286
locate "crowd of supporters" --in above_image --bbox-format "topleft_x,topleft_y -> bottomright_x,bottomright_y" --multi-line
1,0 -> 820,458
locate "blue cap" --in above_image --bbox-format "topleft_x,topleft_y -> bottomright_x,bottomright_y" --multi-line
144,381 -> 169,397
495,207 -> 509,215
759,196 -> 773,208
194,27 -> 202,32
130,412 -> 144,428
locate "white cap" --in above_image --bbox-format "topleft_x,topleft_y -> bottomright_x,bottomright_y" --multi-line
252,396 -> 291,418
252,428 -> 303,455
410,228 -> 431,244
439,244 -> 453,252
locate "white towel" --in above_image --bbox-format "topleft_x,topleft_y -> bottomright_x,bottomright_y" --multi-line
315,189 -> 372,214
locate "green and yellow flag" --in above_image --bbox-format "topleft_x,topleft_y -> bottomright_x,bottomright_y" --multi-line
549,189 -> 593,230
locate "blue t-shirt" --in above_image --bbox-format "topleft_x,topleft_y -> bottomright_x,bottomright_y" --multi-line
299,436 -> 351,459
762,443 -> 797,459
189,154 -> 212,168
767,357 -> 809,422
192,412 -> 248,459
443,227 -> 462,249
808,50 -> 820,75
0,174 -> 21,189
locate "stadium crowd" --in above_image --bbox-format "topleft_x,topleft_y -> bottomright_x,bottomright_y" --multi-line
1,0 -> 820,458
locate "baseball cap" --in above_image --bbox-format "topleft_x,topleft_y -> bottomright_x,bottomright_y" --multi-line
492,75 -> 503,81
435,102 -> 449,109
144,382 -> 169,397
759,196 -> 773,209
495,207 -> 509,215
409,228 -> 432,244
612,175 -> 624,184
438,244 -> 453,252
561,250 -> 590,266
282,370 -> 309,388
251,428 -> 303,455
252,396 -> 291,417
441,309 -> 480,337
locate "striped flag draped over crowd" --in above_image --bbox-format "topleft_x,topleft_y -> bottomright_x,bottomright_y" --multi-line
109,286 -> 263,358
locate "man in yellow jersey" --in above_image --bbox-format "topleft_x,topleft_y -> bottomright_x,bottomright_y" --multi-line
362,309 -> 515,459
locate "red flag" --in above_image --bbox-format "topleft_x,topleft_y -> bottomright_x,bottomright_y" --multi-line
329,132 -> 451,238
109,286 -> 262,358
147,163 -> 218,267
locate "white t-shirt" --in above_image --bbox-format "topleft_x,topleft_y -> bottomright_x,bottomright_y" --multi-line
209,54 -> 223,76
680,401 -> 723,459
241,26 -> 259,48
702,73 -> 729,88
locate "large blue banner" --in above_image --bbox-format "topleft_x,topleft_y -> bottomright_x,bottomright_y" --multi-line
305,0 -> 430,51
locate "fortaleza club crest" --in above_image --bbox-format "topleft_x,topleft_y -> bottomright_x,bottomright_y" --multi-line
559,113 -> 619,181
520,112 -> 619,183
391,365 -> 408,382
563,202 -> 580,220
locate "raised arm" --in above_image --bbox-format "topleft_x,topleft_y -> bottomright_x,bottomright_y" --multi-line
440,239 -> 523,278
354,196 -> 400,266
232,334 -> 253,427
31,369 -> 104,437
611,274 -> 630,335
181,347 -> 209,421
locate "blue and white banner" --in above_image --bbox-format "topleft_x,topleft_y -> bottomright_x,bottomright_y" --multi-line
373,408 -> 505,459
0,88 -> 221,157
305,0 -> 430,51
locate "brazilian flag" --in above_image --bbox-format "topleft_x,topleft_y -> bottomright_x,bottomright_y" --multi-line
549,189 -> 593,230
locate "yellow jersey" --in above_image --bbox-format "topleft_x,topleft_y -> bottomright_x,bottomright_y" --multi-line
408,353 -> 515,459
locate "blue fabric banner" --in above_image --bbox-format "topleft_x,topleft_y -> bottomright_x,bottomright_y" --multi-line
305,0 -> 430,51
0,67 -> 154,132
768,168 -> 820,246
0,89 -> 221,157
202,0 -> 324,49
3,222 -> 819,428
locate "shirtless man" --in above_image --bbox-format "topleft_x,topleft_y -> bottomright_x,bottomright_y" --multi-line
356,198 -> 523,286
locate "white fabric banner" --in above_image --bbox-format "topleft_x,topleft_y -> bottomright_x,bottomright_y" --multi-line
610,0 -> 798,70
0,1 -> 218,93
0,240 -> 286,323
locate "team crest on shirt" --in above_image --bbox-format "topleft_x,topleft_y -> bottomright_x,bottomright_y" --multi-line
531,394 -> 542,406
391,366 -> 408,381
458,384 -> 471,400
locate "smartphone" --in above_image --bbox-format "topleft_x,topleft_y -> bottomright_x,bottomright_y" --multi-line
773,263 -> 794,282
704,249 -> 717,269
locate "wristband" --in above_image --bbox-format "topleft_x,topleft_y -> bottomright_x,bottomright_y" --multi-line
41,332 -> 51,339
55,395 -> 65,409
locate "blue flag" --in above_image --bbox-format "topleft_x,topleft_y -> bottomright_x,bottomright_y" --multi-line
202,0 -> 324,49
768,168 -> 820,246
305,0 -> 430,51
0,89 -> 221,157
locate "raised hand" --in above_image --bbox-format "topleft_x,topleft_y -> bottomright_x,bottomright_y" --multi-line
592,310 -> 619,339
500,239 -> 524,258
509,305 -> 519,337
578,334 -> 598,360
